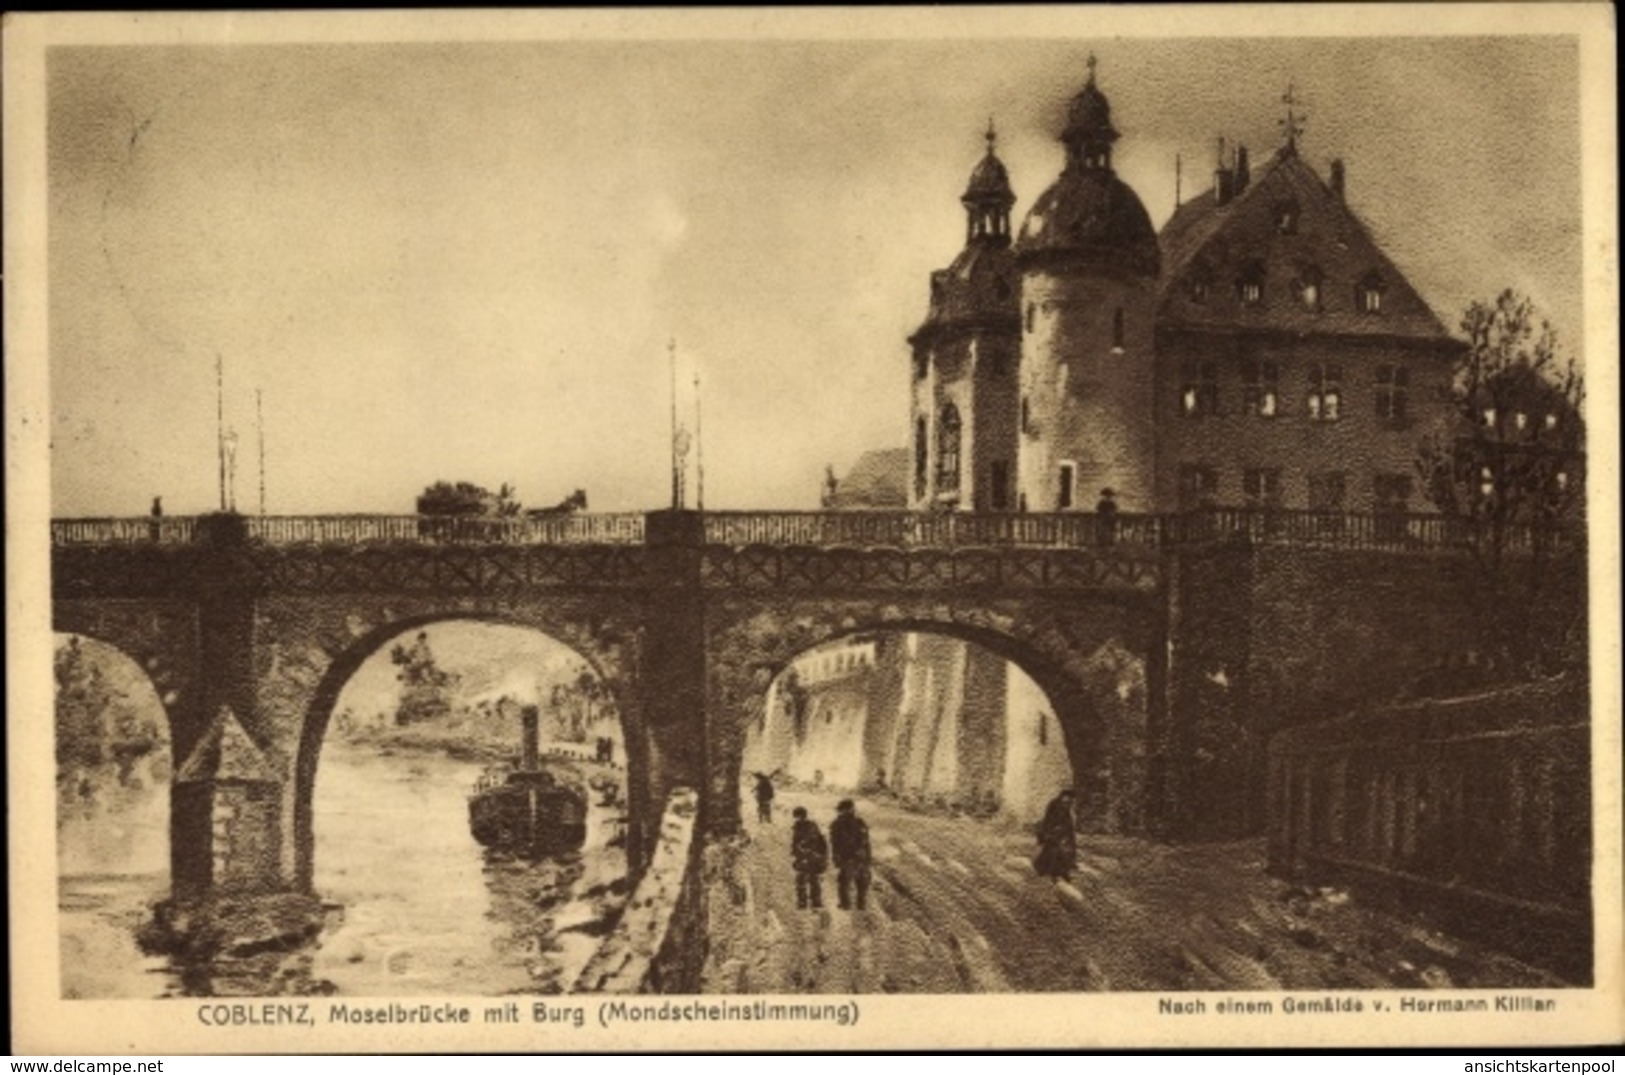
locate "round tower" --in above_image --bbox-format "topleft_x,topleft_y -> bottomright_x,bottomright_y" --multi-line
908,123 -> 1022,512
1014,59 -> 1160,513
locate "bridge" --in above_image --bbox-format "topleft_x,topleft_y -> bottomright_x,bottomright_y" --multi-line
50,506 -> 1580,971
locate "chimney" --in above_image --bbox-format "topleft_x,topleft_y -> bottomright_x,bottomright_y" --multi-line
1234,146 -> 1250,193
1213,137 -> 1233,205
1330,159 -> 1346,202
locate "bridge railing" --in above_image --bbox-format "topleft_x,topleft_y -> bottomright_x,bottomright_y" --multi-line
700,511 -> 1163,549
244,514 -> 646,546
49,509 -> 1572,554
50,517 -> 198,545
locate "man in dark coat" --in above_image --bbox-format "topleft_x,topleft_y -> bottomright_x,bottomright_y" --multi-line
1034,788 -> 1077,880
752,771 -> 776,823
790,806 -> 827,909
829,799 -> 872,910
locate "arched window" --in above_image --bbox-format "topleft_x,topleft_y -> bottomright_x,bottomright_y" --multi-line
913,417 -> 929,500
936,404 -> 962,495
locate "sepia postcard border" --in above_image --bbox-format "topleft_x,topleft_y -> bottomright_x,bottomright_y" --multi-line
6,5 -> 1621,1053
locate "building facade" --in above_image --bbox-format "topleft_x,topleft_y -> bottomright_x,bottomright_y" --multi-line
909,63 -> 1461,517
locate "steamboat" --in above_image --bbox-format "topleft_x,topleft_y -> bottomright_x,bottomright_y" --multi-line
468,704 -> 588,854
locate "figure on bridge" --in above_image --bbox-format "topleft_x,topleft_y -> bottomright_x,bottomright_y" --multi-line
1095,488 -> 1119,546
1034,788 -> 1078,881
830,799 -> 872,911
790,806 -> 828,910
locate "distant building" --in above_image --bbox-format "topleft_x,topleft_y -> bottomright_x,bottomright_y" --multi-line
909,62 -> 1462,516
821,448 -> 911,510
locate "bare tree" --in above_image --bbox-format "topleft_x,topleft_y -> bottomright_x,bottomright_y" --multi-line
1416,289 -> 1586,678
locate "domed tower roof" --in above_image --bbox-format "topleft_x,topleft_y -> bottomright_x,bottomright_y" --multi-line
911,122 -> 1020,345
1062,73 -> 1117,149
963,121 -> 1015,207
1015,57 -> 1160,277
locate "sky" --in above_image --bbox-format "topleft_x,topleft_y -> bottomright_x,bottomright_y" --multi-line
45,29 -> 1584,517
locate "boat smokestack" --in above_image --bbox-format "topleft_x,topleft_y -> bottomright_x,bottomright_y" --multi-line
521,705 -> 540,771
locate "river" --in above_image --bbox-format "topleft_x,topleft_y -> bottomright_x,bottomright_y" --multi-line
58,739 -> 628,998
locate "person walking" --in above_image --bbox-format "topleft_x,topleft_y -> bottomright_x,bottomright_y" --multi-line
751,771 -> 776,823
1034,787 -> 1078,881
829,799 -> 872,911
790,806 -> 828,910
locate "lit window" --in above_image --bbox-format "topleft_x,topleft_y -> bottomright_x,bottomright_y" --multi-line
1308,364 -> 1343,421
1297,265 -> 1324,310
1375,365 -> 1409,424
1478,465 -> 1496,499
1545,413 -> 1559,430
1243,359 -> 1280,417
1514,411 -> 1528,431
1180,359 -> 1219,417
1555,471 -> 1569,491
1238,263 -> 1265,307
1482,407 -> 1498,428
1358,272 -> 1385,313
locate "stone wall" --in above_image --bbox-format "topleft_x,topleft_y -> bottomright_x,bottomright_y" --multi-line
1267,676 -> 1591,980
575,787 -> 705,993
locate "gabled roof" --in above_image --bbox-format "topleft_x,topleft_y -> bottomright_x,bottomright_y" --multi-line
827,448 -> 909,510
1158,149 -> 1455,344
910,242 -> 1019,344
176,704 -> 279,784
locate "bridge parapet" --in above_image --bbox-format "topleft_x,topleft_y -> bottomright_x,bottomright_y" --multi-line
51,509 -> 1571,556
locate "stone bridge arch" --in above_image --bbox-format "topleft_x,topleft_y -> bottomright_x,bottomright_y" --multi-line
703,591 -> 1163,835
50,600 -> 201,759
248,593 -> 649,889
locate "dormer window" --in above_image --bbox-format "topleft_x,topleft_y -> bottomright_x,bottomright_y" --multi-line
1274,199 -> 1300,235
1189,272 -> 1211,304
1296,265 -> 1324,310
1358,271 -> 1385,313
1237,261 -> 1266,307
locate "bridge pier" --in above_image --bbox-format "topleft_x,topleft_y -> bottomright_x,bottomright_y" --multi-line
640,512 -> 711,857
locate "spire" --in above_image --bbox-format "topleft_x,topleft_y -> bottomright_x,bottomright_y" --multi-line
1280,82 -> 1306,154
1061,53 -> 1118,172
962,118 -> 1015,245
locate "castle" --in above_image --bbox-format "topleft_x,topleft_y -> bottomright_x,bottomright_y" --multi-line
787,61 -> 1471,828
907,60 -> 1459,518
